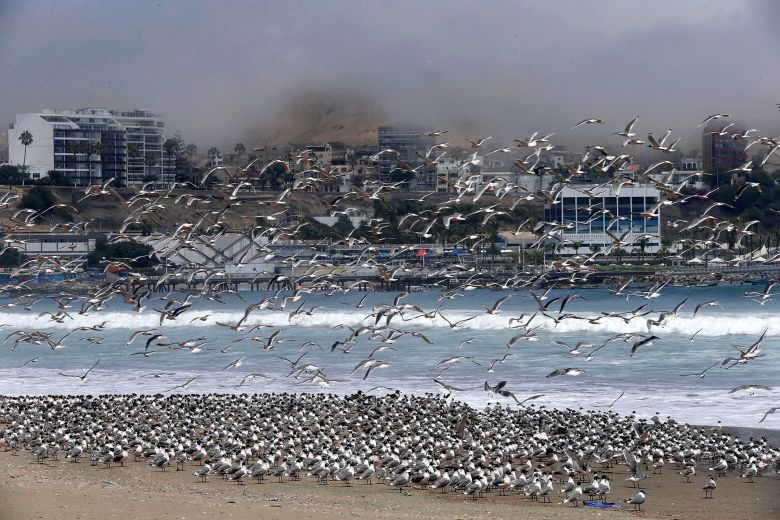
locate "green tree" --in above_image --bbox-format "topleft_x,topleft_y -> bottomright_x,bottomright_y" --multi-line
20,185 -> 55,213
87,236 -> 157,268
332,215 -> 354,236
18,130 -> 33,177
262,162 -> 288,190
0,248 -> 25,268
0,165 -> 25,185
37,170 -> 67,186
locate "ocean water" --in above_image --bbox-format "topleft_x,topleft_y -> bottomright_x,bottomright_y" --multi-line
0,284 -> 777,429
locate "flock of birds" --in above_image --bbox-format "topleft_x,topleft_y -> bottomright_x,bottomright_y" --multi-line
1,393 -> 777,510
0,112 -> 779,512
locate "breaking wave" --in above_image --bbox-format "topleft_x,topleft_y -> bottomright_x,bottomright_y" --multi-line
3,307 -> 778,338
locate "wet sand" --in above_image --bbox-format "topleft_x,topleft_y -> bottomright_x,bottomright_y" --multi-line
0,449 -> 777,520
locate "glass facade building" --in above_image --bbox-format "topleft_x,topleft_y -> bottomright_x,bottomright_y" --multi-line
543,184 -> 662,255
377,126 -> 436,190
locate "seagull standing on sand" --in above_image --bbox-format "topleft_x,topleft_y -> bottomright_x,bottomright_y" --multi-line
562,485 -> 582,507
703,477 -> 716,498
740,463 -> 758,483
624,490 -> 646,510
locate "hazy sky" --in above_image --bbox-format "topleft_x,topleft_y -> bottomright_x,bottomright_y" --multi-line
1,0 -> 779,151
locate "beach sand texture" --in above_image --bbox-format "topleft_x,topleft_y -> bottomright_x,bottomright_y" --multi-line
0,449 -> 777,520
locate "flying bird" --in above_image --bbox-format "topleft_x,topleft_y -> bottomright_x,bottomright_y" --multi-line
572,118 -> 606,130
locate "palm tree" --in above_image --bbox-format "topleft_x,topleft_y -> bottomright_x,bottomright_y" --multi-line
143,151 -> 159,181
571,240 -> 583,257
636,237 -> 649,263
185,143 -> 197,181
79,141 -> 97,185
18,131 -> 33,178
126,143 -> 141,183
163,137 -> 181,182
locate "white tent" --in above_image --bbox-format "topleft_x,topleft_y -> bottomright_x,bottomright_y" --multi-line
687,257 -> 704,264
709,257 -> 726,264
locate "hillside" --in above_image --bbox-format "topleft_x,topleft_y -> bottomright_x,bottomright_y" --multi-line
246,91 -> 384,147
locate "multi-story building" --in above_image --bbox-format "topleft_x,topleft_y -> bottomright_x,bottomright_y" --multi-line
435,156 -> 462,192
543,184 -> 662,257
8,108 -> 173,185
304,144 -> 333,168
377,126 -> 435,190
110,109 -> 174,185
0,132 -> 8,164
702,123 -> 746,173
680,151 -> 702,171
252,144 -> 293,166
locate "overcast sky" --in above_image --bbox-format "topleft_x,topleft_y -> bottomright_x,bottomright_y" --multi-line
1,0 -> 779,151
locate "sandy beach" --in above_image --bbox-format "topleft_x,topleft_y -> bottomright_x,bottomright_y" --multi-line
0,448 -> 777,520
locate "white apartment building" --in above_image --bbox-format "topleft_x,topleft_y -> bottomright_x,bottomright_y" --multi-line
8,108 -> 174,185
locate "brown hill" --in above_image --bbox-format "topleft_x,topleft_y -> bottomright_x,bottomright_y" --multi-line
246,91 -> 384,147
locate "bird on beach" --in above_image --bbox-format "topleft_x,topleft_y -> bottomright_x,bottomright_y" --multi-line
679,464 -> 695,483
624,490 -> 646,510
193,463 -> 211,482
703,477 -> 716,498
740,463 -> 758,483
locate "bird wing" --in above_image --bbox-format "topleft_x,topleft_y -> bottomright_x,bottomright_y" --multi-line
758,407 -> 778,424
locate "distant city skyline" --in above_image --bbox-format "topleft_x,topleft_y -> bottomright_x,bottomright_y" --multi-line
2,1 -> 780,151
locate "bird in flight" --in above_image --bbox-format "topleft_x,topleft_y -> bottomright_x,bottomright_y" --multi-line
59,358 -> 100,382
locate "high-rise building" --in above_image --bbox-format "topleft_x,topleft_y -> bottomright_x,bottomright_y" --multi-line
702,123 -> 746,172
8,108 -> 174,185
110,109 -> 174,185
377,126 -> 435,190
